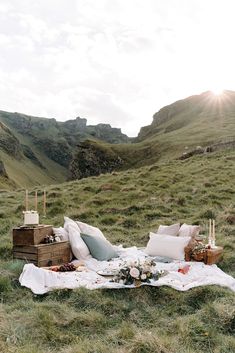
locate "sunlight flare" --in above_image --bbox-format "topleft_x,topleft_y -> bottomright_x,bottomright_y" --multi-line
211,87 -> 224,96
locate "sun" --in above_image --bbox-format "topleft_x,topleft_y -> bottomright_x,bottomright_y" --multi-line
211,87 -> 224,96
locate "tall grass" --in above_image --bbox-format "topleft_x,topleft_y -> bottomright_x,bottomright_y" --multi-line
0,150 -> 234,352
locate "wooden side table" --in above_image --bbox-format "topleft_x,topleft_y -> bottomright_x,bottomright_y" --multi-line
184,245 -> 223,265
206,246 -> 223,265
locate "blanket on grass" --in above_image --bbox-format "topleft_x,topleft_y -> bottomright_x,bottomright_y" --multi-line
19,247 -> 235,295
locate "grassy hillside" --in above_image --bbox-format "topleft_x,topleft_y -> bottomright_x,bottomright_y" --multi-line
0,148 -> 234,353
0,110 -> 129,188
1,90 -> 235,188
70,91 -> 235,177
122,90 -> 235,163
138,90 -> 235,143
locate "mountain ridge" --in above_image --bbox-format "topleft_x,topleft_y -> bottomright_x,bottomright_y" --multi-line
0,110 -> 130,188
0,90 -> 234,188
137,90 -> 235,141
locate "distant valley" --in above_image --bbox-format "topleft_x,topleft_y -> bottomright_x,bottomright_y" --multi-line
0,90 -> 235,189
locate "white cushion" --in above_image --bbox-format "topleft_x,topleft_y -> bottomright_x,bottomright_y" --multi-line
145,232 -> 191,260
64,217 -> 91,259
76,221 -> 107,241
156,223 -> 180,236
178,223 -> 200,238
64,216 -> 80,233
52,227 -> 69,241
77,221 -> 115,250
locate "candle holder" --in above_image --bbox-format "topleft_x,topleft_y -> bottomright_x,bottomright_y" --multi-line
208,218 -> 216,248
210,238 -> 216,248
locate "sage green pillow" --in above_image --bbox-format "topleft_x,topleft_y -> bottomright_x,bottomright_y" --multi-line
81,233 -> 118,261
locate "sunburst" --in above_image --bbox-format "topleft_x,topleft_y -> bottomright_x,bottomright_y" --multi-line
211,88 -> 224,96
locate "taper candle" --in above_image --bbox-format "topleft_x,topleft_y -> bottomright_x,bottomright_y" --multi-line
35,190 -> 38,211
25,189 -> 28,211
43,189 -> 46,216
209,219 -> 212,243
212,219 -> 215,244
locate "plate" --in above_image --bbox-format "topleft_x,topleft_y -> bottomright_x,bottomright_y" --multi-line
97,269 -> 118,276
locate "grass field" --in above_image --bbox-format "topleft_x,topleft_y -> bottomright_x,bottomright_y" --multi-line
0,149 -> 234,353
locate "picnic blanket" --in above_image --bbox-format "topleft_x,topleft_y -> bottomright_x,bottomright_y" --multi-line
19,246 -> 235,295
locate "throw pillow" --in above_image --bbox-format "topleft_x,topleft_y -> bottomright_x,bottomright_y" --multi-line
64,216 -> 80,233
66,223 -> 91,260
81,233 -> 118,261
156,223 -> 180,236
76,221 -> 107,241
178,223 -> 200,238
145,232 -> 191,260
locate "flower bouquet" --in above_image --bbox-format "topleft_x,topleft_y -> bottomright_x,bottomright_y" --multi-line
191,243 -> 207,261
111,259 -> 166,286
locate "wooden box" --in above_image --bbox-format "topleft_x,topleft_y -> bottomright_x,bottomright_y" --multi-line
185,245 -> 223,265
13,241 -> 71,267
206,246 -> 223,265
191,252 -> 207,262
13,225 -> 53,246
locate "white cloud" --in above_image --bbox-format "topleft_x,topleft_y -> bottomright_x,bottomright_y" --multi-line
1,0 -> 235,136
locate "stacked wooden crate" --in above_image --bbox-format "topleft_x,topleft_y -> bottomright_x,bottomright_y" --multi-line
13,225 -> 71,267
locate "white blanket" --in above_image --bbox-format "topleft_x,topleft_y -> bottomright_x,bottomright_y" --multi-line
19,247 -> 235,295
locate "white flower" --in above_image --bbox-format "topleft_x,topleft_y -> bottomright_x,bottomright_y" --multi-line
130,267 -> 140,278
141,273 -> 147,280
142,265 -> 151,272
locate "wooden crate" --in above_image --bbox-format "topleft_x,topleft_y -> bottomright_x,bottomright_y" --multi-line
13,241 -> 71,267
13,225 -> 53,246
206,246 -> 223,265
185,245 -> 223,265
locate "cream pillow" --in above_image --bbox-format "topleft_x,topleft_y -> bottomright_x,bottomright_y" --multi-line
178,223 -> 200,238
76,221 -> 107,241
64,216 -> 79,233
64,217 -> 91,259
76,221 -> 114,248
67,224 -> 91,260
156,223 -> 180,236
145,232 -> 191,260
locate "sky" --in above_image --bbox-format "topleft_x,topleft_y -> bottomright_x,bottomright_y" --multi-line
1,0 -> 235,137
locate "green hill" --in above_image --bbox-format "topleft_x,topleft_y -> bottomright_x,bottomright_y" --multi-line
137,90 -> 235,148
71,91 -> 235,177
0,90 -> 235,188
0,111 -> 129,189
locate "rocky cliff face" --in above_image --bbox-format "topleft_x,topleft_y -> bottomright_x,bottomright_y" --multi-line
0,122 -> 23,159
0,111 -> 129,167
0,110 -> 130,185
62,117 -> 129,144
69,140 -> 123,180
21,144 -> 45,169
86,123 -> 129,144
33,137 -> 72,167
0,112 -> 129,145
0,160 -> 8,178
